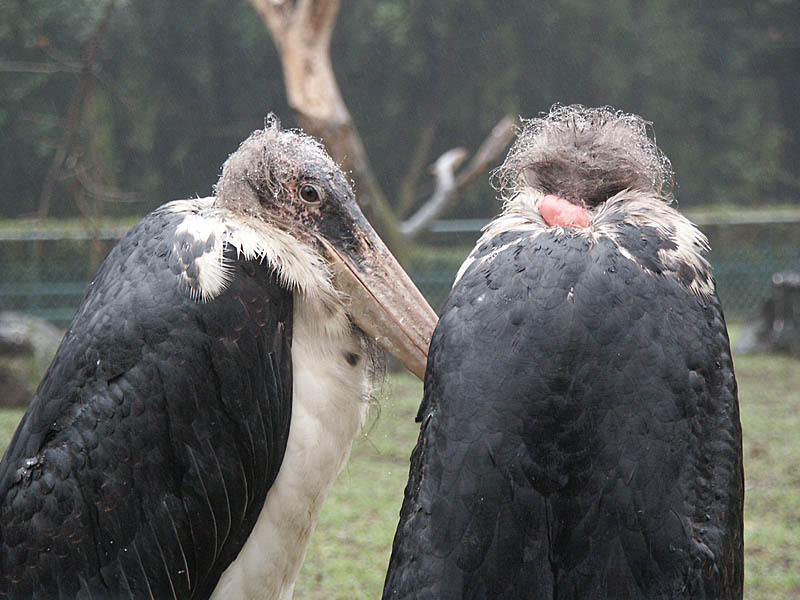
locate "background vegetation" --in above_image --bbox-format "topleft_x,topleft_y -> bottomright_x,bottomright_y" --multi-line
1,0 -> 798,223
1,2 -> 798,598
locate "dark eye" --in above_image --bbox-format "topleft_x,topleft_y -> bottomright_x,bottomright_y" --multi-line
299,184 -> 322,205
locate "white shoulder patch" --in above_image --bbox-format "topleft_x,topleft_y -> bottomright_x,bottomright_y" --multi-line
164,198 -> 337,305
170,201 -> 232,302
594,192 -> 714,297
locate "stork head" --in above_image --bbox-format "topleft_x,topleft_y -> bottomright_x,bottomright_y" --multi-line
211,119 -> 437,379
496,104 -> 674,209
465,105 -> 713,297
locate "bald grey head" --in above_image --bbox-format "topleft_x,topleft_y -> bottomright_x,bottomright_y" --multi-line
495,105 -> 674,207
212,119 -> 360,254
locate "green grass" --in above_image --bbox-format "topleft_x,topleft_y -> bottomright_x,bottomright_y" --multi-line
0,355 -> 796,598
736,355 -> 800,599
292,374 -> 423,599
294,354 -> 800,599
0,409 -> 25,452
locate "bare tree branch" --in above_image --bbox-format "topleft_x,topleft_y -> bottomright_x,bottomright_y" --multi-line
397,112 -> 439,219
0,61 -> 81,74
400,148 -> 468,238
74,162 -> 143,204
250,0 -> 346,124
18,111 -> 67,128
247,0 -> 293,49
247,1 -> 515,253
37,0 -> 116,218
401,115 -> 516,239
456,115 -> 517,188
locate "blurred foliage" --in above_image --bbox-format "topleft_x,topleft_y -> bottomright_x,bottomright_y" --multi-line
0,0 -> 798,219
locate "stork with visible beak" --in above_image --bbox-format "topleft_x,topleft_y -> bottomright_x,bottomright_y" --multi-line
0,120 -> 437,599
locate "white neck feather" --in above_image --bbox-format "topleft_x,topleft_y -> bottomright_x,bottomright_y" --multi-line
166,198 -> 341,309
456,188 -> 714,297
211,293 -> 372,599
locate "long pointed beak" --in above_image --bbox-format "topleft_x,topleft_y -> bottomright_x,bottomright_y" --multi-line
319,232 -> 438,381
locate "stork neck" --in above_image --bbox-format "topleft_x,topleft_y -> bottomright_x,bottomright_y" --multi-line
211,295 -> 373,599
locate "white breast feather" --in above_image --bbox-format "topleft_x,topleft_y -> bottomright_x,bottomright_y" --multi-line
210,295 -> 372,600
162,197 -> 370,598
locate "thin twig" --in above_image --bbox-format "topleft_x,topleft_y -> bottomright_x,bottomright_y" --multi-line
74,162 -> 144,204
37,0 -> 116,218
0,61 -> 81,74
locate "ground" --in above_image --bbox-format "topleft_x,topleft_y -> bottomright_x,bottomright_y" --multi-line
292,353 -> 800,600
0,354 -> 796,599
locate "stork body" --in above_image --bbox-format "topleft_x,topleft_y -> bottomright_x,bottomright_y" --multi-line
0,125 -> 436,599
384,107 -> 743,599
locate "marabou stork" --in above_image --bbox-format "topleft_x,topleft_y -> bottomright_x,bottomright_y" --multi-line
384,106 -> 743,599
0,120 -> 438,599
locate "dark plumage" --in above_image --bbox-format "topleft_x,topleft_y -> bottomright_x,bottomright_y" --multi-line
384,106 -> 743,599
1,214 -> 292,598
0,121 -> 436,599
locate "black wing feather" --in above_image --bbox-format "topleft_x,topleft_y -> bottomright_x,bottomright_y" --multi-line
0,207 -> 293,599
384,231 -> 743,599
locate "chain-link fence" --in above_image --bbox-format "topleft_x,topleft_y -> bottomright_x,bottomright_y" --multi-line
0,220 -> 797,329
412,219 -> 800,320
0,229 -> 124,326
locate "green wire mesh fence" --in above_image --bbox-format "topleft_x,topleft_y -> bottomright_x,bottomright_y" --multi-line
0,220 -> 797,328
